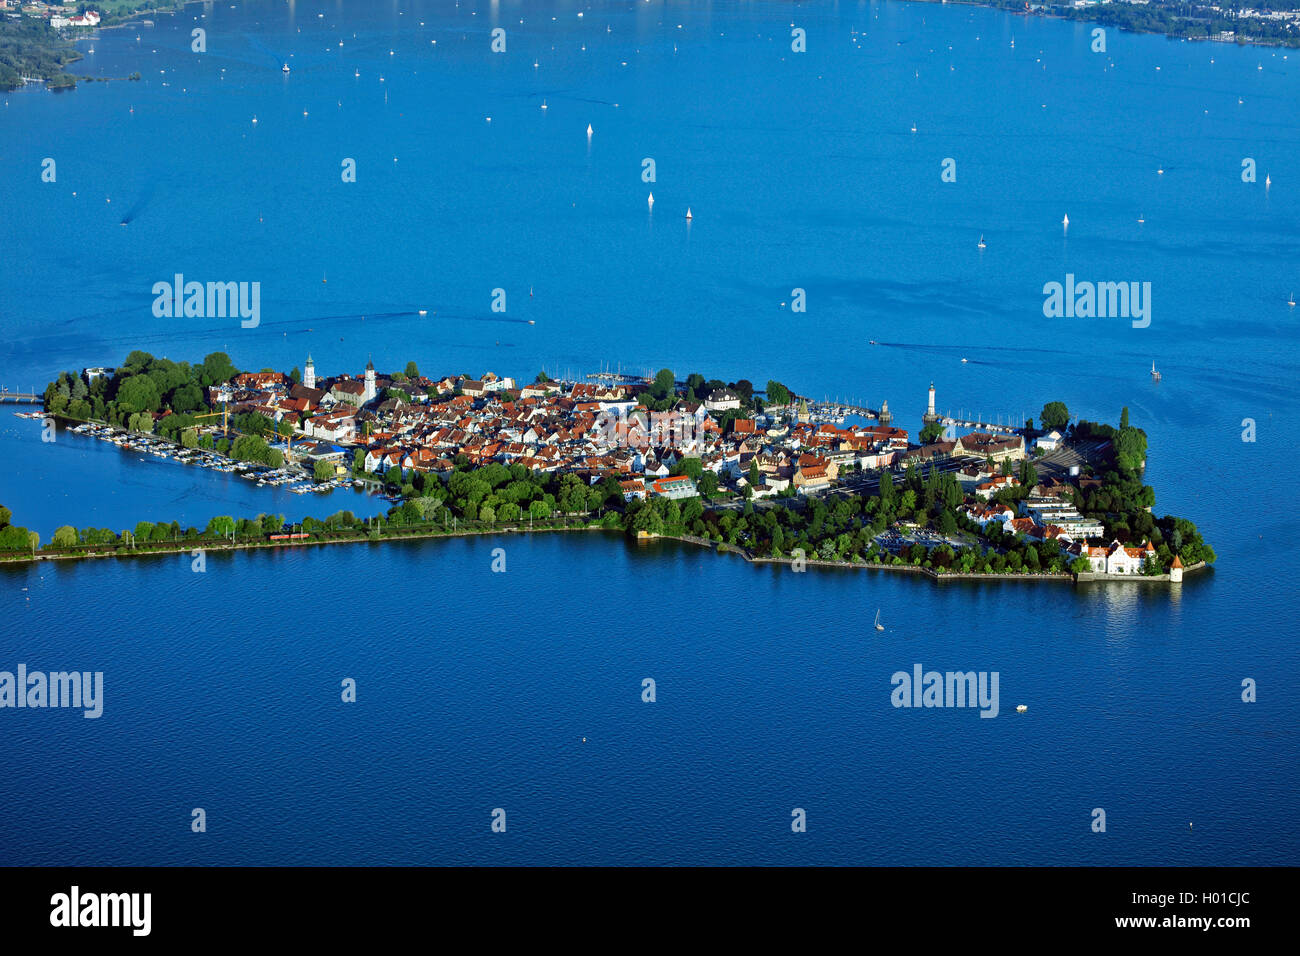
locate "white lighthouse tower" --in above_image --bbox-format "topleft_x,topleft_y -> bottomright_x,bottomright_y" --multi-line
363,357 -> 376,403
923,381 -> 938,424
303,354 -> 315,389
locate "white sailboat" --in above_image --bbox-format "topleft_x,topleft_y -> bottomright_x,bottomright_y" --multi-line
685,207 -> 693,220
647,192 -> 654,209
1150,361 -> 1161,382
977,235 -> 986,250
1062,213 -> 1069,231
1288,292 -> 1296,308
874,609 -> 884,632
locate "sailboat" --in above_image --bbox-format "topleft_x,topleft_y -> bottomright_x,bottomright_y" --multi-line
586,123 -> 593,136
1265,174 -> 1272,188
540,99 -> 547,110
1062,213 -> 1069,231
874,609 -> 884,632
1137,213 -> 1145,224
1150,361 -> 1161,382
647,192 -> 654,209
977,235 -> 986,250
282,63 -> 290,74
1288,292 -> 1296,308
685,207 -> 693,221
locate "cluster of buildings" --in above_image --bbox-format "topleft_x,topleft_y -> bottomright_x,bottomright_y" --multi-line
186,358 -> 1169,572
201,358 -> 913,502
959,475 -> 1105,545
6,4 -> 102,28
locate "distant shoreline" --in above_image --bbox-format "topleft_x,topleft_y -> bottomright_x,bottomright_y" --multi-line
903,0 -> 1300,50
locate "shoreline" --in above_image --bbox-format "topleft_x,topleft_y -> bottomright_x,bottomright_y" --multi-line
906,0 -> 1300,50
0,522 -> 1209,586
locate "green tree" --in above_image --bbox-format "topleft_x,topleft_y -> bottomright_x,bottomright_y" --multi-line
919,421 -> 945,444
314,459 -> 336,481
766,380 -> 791,406
1040,401 -> 1070,431
117,375 -> 162,413
52,526 -> 79,548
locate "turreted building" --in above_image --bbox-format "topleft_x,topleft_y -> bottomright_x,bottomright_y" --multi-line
363,357 -> 377,404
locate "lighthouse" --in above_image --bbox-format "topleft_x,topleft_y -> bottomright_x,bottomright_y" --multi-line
363,357 -> 376,403
878,399 -> 892,426
303,354 -> 315,389
923,382 -> 939,424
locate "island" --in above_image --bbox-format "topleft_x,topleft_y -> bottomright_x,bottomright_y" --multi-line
0,350 -> 1216,584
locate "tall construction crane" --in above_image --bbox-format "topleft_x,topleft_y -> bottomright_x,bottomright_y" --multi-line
193,401 -> 230,436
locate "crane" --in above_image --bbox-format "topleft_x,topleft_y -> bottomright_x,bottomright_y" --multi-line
193,401 -> 230,435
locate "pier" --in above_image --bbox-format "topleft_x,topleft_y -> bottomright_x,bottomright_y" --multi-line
0,391 -> 42,404
938,415 -> 1022,436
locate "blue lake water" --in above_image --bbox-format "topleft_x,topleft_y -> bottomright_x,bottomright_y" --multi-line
0,0 -> 1297,865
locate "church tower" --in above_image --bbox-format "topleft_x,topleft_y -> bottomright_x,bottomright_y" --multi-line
363,356 -> 376,403
303,354 -> 315,389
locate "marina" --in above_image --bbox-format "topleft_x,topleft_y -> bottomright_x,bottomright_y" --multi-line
59,421 -> 372,499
